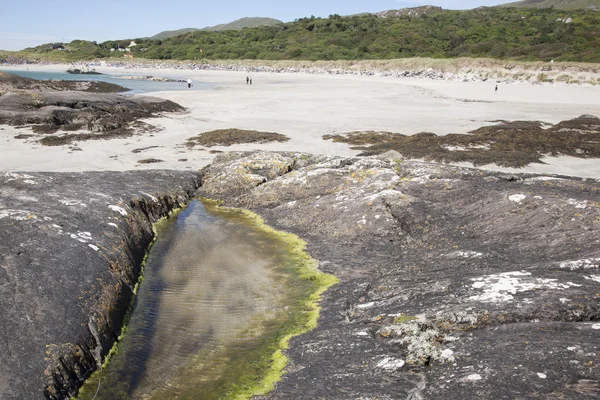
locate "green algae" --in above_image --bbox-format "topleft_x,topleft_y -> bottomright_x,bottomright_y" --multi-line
202,201 -> 339,400
76,199 -> 338,400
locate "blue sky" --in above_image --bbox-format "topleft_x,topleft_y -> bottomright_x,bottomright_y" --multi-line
1,1 -> 508,51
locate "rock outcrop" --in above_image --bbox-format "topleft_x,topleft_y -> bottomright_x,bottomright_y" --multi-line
2,150 -> 599,399
0,170 -> 200,399
200,151 -> 600,399
0,71 -> 123,93
0,72 -> 184,138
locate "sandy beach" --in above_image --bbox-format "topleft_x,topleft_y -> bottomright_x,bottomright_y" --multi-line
1,63 -> 600,178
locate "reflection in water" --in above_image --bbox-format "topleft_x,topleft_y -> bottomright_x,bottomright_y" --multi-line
78,200 -> 316,400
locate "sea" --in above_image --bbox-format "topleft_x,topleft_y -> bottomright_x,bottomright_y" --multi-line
0,68 -> 213,94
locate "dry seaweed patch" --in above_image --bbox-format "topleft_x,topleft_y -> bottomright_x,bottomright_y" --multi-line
323,115 -> 600,168
14,133 -> 34,139
132,146 -> 161,154
39,128 -> 136,146
37,122 -> 160,147
137,158 -> 165,164
185,129 -> 290,148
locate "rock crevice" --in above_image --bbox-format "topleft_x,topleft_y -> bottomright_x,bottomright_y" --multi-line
0,170 -> 200,399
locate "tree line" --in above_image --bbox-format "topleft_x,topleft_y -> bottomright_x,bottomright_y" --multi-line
23,7 -> 600,63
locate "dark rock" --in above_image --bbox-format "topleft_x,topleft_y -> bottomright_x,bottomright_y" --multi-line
66,69 -> 103,75
0,72 -> 184,143
200,151 -> 600,399
0,170 -> 200,399
0,90 -> 184,143
0,71 -> 124,93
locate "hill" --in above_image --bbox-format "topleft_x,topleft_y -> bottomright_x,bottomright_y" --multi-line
500,0 -> 600,10
150,28 -> 201,41
150,17 -> 282,40
16,7 -> 600,63
201,17 -> 283,31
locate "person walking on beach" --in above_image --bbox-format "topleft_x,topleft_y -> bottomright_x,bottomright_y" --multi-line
249,77 -> 253,85
495,84 -> 498,93
187,79 -> 193,89
246,76 -> 249,85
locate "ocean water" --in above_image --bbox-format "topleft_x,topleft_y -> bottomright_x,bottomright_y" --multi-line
0,68 -> 213,94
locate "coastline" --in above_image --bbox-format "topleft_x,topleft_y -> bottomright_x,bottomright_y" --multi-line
3,57 -> 600,86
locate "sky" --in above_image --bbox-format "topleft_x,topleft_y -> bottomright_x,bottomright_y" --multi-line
0,0 -> 509,51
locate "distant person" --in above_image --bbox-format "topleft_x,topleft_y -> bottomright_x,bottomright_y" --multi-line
495,84 -> 498,93
246,76 -> 249,84
187,79 -> 192,89
249,77 -> 253,85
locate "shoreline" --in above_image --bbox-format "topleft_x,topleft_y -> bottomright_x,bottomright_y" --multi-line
2,56 -> 600,86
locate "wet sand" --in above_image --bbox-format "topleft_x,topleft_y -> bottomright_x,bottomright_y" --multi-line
1,63 -> 600,178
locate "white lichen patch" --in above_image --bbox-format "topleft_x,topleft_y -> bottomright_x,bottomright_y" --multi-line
4,172 -> 35,182
447,250 -> 484,259
59,199 -> 87,208
107,223 -> 119,228
356,302 -> 376,309
537,373 -> 547,379
377,357 -> 405,371
567,198 -> 588,209
462,373 -> 483,382
363,189 -> 406,203
410,175 -> 431,184
78,232 -> 92,240
70,232 -> 92,243
0,209 -> 36,221
109,205 -> 128,216
15,195 -> 39,203
381,315 -> 458,365
88,244 -> 99,251
559,258 -> 600,271
440,349 -> 455,363
140,192 -> 158,202
470,271 -> 579,303
508,194 -> 527,204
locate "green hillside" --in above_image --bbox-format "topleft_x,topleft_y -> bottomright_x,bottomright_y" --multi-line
201,17 -> 283,31
501,0 -> 600,10
150,17 -> 282,40
15,7 -> 600,63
